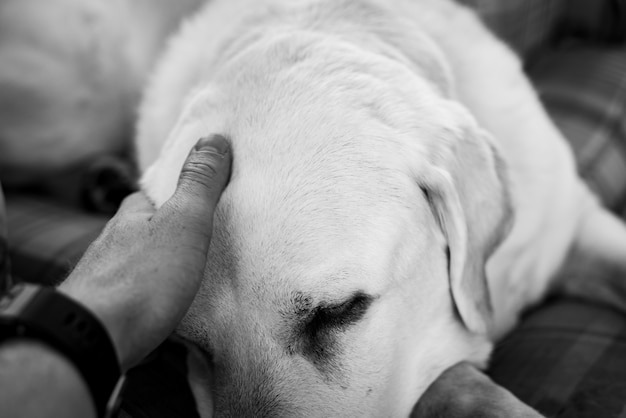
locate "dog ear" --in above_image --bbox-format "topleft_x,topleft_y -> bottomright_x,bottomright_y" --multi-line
417,110 -> 513,335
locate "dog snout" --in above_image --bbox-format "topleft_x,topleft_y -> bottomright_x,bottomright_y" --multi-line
211,359 -> 297,418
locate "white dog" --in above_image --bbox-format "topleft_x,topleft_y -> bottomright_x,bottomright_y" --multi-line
138,0 -> 626,416
0,0 -> 205,185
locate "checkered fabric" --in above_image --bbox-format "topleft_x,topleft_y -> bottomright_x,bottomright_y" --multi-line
3,193 -> 107,287
1,1 -> 626,417
530,48 -> 626,216
491,299 -> 626,417
459,0 -> 567,58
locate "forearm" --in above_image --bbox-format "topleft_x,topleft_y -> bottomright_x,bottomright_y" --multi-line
0,340 -> 95,418
0,137 -> 229,418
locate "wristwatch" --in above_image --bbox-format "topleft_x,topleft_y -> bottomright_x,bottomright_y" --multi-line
0,283 -> 125,418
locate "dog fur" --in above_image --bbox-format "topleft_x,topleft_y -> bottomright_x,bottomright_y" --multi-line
0,0 -> 205,185
138,0 -> 626,416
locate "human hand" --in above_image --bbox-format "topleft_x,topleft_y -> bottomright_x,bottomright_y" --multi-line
59,135 -> 231,371
412,362 -> 543,417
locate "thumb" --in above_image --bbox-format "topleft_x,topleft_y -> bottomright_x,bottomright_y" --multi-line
159,134 -> 232,231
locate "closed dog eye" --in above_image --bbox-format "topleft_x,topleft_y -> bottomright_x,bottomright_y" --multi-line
293,292 -> 374,372
282,291 -> 374,369
304,292 -> 373,337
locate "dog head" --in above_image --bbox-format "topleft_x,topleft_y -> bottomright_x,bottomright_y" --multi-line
140,15 -> 512,417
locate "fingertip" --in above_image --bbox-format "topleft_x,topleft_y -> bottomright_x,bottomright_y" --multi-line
194,134 -> 230,155
181,135 -> 232,192
167,134 -> 232,215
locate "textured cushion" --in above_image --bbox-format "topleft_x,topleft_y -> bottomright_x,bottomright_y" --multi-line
4,192 -> 107,286
490,299 -> 626,417
530,47 -> 626,215
483,42 -> 626,417
459,0 -> 566,57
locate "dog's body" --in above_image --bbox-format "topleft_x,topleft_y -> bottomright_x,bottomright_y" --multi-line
0,0 -> 205,185
138,0 -> 626,416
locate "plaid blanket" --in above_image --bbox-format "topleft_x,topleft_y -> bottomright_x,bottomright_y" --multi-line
2,0 -> 626,416
531,47 -> 626,214
492,299 -> 626,417
460,0 -> 567,58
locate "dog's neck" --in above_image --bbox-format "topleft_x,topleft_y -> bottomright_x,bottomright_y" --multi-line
216,0 -> 454,97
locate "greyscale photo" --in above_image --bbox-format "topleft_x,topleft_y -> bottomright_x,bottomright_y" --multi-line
1,1 -> 626,417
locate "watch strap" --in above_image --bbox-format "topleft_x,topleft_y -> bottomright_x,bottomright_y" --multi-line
0,283 -> 123,417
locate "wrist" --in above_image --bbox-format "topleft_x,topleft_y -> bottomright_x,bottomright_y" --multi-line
58,281 -> 135,370
0,283 -> 125,417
